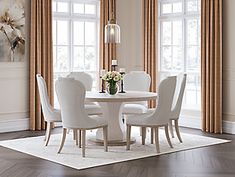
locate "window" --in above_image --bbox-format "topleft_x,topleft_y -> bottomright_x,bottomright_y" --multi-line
158,0 -> 201,111
53,0 -> 100,88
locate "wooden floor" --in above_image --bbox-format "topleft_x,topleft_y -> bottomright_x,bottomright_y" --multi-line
0,128 -> 234,177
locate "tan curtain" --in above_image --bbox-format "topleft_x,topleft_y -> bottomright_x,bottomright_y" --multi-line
201,0 -> 223,133
100,0 -> 117,71
29,0 -> 53,130
143,0 -> 157,108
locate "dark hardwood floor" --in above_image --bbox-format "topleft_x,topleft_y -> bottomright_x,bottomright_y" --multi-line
0,127 -> 234,177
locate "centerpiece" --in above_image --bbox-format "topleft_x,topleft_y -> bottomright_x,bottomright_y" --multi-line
102,71 -> 123,95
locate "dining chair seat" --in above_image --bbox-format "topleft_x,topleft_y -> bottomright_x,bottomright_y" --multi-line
122,104 -> 148,114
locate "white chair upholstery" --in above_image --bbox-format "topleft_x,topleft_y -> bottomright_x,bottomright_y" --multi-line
55,78 -> 108,157
168,73 -> 187,142
36,74 -> 61,146
122,71 -> 151,114
126,76 -> 176,153
67,72 -> 102,115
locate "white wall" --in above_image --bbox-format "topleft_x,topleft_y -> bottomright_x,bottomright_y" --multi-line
116,0 -> 143,72
0,0 -> 30,132
223,0 -> 235,123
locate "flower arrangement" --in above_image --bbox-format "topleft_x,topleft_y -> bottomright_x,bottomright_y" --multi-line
0,6 -> 25,62
102,71 -> 123,83
102,71 -> 123,95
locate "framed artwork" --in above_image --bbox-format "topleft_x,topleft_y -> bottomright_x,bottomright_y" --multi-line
0,0 -> 25,62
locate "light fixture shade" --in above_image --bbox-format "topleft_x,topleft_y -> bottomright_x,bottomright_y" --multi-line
105,22 -> 121,43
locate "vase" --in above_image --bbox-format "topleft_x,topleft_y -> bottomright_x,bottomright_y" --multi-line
106,82 -> 119,95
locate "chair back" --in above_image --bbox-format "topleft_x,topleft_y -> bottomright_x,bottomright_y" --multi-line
171,74 -> 187,118
55,78 -> 89,128
36,74 -> 53,121
123,71 -> 151,92
67,72 -> 93,91
152,76 -> 176,124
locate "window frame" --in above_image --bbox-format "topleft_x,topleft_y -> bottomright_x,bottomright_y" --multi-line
158,0 -> 201,111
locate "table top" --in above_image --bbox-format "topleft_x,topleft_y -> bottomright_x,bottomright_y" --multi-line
85,91 -> 158,102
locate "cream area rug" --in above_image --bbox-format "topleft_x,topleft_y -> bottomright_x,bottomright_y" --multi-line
0,128 -> 230,170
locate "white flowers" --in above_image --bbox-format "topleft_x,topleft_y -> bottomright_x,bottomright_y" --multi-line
102,71 -> 123,83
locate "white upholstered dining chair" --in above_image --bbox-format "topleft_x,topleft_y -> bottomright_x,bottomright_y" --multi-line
122,71 -> 151,114
36,74 -> 61,146
55,78 -> 108,157
126,76 -> 176,153
168,73 -> 187,142
67,72 -> 102,115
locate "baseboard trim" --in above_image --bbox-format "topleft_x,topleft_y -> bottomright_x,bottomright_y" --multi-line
223,120 -> 235,134
0,118 -> 29,133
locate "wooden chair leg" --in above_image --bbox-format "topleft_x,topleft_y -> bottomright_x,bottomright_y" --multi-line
82,130 -> 86,157
58,128 -> 67,153
165,125 -> 173,148
154,127 -> 160,153
79,130 -> 82,148
175,119 -> 183,143
126,125 -> 131,150
169,120 -> 174,138
45,122 -> 52,146
73,129 -> 76,140
74,130 -> 78,146
103,126 -> 108,152
141,127 -> 146,145
151,128 -> 154,144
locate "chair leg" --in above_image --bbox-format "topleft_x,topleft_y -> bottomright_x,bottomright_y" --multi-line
151,128 -> 154,144
154,127 -> 160,153
82,130 -> 86,157
126,125 -> 131,150
175,119 -> 183,143
45,122 -> 52,146
79,130 -> 82,148
141,127 -> 146,145
58,128 -> 67,153
103,126 -> 108,152
169,120 -> 174,138
73,129 -> 76,140
165,125 -> 173,148
74,129 -> 78,146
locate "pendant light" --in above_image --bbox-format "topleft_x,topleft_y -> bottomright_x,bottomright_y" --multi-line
105,0 -> 120,43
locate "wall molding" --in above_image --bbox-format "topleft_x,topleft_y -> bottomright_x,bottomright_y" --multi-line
0,118 -> 29,133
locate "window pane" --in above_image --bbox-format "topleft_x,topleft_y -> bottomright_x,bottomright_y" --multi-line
162,21 -> 171,45
73,3 -> 84,14
162,3 -> 172,14
186,46 -> 199,72
85,47 -> 96,71
187,0 -> 198,12
173,2 -> 182,13
162,47 -> 172,71
57,21 -> 69,45
172,47 -> 183,71
73,47 -> 84,70
56,47 -> 69,72
57,2 -> 69,13
187,19 -> 198,45
85,22 -> 96,45
73,21 -> 84,45
53,1 -> 57,12
53,20 -> 56,44
85,4 -> 96,14
172,21 -> 182,45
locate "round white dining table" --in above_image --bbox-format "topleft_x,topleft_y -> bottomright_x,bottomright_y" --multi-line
86,91 -> 158,145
